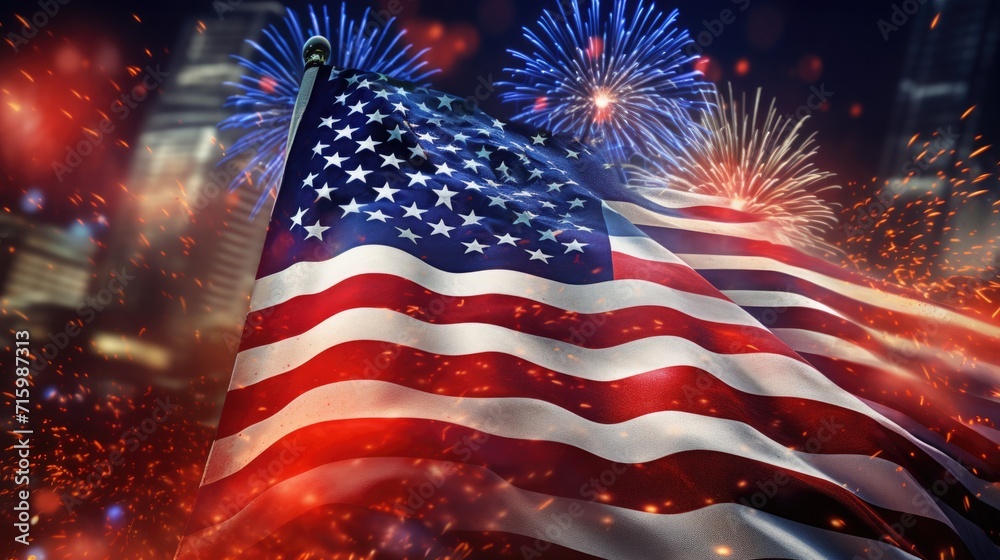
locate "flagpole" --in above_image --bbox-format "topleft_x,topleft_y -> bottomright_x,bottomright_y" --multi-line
285,35 -> 331,160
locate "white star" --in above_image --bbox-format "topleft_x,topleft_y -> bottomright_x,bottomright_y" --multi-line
475,146 -> 493,160
453,132 -> 470,143
348,100 -> 369,115
304,220 -> 329,241
417,131 -> 438,143
432,185 -> 458,209
391,101 -> 409,115
476,128 -> 492,137
463,180 -> 485,191
437,95 -> 456,110
409,145 -> 427,160
401,202 -> 428,220
366,110 -> 388,124
346,74 -> 361,86
458,160 -> 481,174
495,233 -> 520,246
345,165 -> 372,184
527,168 -> 544,180
513,210 -> 536,226
380,153 -> 405,169
355,136 -> 382,154
374,88 -> 391,100
406,171 -> 431,186
312,140 -> 329,157
462,239 -> 488,254
289,207 -> 307,229
488,195 -> 507,208
394,86 -> 410,97
531,134 -> 547,145
357,78 -> 373,89
334,92 -> 350,105
319,116 -> 338,128
496,161 -> 511,176
459,210 -> 484,226
492,118 -> 506,131
537,229 -> 559,242
440,144 -> 461,154
547,182 -> 565,192
568,198 -> 586,209
373,182 -> 400,202
415,101 -> 430,112
576,224 -> 595,233
324,152 -> 348,169
540,200 -> 557,210
429,219 -> 455,237
427,117 -> 445,127
339,198 -> 363,216
387,125 -> 406,142
566,149 -> 580,159
525,248 -> 553,263
396,227 -> 421,244
365,209 -> 392,222
314,182 -> 336,200
435,162 -> 456,176
302,172 -> 318,188
335,124 -> 358,140
562,239 -> 588,253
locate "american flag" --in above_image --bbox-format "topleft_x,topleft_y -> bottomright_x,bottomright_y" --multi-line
176,66 -> 1000,559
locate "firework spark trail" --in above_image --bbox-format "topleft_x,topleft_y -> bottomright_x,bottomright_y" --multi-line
629,84 -> 841,253
221,3 -> 439,215
839,128 -> 1000,314
501,0 -> 711,163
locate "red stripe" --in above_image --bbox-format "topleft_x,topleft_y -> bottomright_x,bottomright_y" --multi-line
610,251 -> 726,299
672,203 -> 764,223
186,423 -> 977,557
250,503 -> 606,559
238,273 -> 798,358
192,502 -> 605,560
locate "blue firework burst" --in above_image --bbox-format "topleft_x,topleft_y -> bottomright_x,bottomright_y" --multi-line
221,3 -> 438,215
501,0 -> 712,163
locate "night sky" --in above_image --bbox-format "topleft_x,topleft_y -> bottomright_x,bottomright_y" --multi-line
1,0 -> 981,228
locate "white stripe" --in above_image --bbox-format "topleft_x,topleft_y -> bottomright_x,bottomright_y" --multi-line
627,184 -> 741,210
679,253 -> 1000,338
722,289 -> 847,320
607,233 -> 687,265
181,457 -> 923,560
249,243 -> 729,317
607,199 -> 783,244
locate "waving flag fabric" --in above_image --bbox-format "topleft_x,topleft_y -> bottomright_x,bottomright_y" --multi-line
602,187 -> 1000,555
177,66 -> 999,559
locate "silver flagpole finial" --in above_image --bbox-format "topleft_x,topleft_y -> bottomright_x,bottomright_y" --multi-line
302,35 -> 331,68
